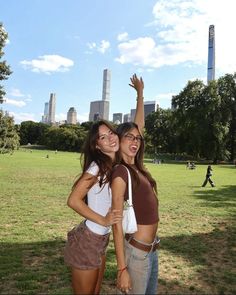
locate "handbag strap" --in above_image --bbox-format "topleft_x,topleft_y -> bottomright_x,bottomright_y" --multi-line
122,165 -> 133,206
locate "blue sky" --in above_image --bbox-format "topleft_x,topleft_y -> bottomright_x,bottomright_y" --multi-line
1,0 -> 236,124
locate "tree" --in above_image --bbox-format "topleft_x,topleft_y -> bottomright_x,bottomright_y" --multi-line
145,108 -> 176,155
0,111 -> 20,153
218,73 -> 236,161
0,23 -> 12,104
172,80 -> 206,158
44,125 -> 87,151
19,121 -> 49,145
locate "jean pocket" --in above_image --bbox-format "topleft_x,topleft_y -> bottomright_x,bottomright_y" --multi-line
130,246 -> 148,261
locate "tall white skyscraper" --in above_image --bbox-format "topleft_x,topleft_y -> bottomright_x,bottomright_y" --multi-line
102,69 -> 111,102
48,93 -> 56,124
89,69 -> 110,121
207,25 -> 215,84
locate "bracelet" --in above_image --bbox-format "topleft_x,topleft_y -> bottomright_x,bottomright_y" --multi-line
117,266 -> 127,277
136,96 -> 144,101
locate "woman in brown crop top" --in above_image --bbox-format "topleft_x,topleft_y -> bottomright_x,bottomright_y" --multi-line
112,120 -> 160,294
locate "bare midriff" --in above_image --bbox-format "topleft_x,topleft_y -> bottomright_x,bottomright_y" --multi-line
132,223 -> 158,244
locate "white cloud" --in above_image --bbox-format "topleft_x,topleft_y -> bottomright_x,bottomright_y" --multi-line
155,92 -> 177,108
20,55 -> 74,74
9,112 -> 36,123
87,42 -> 96,49
5,98 -> 26,107
157,92 -> 176,100
116,0 -> 236,75
55,113 -> 66,121
77,113 -> 89,123
7,89 -> 32,103
117,32 -> 129,42
9,88 -> 24,97
86,40 -> 110,54
97,40 -> 110,54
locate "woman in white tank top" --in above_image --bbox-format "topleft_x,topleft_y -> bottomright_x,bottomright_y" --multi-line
64,74 -> 145,294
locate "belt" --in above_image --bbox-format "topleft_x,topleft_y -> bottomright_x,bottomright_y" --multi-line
125,233 -> 160,252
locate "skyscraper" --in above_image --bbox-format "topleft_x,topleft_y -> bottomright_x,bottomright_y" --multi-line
123,113 -> 130,123
144,101 -> 157,118
67,107 -> 77,124
113,113 -> 123,124
89,69 -> 110,121
207,25 -> 215,84
102,69 -> 111,102
42,102 -> 49,123
48,93 -> 56,124
130,108 -> 136,122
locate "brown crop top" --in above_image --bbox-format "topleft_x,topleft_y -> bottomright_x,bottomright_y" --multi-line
111,165 -> 159,225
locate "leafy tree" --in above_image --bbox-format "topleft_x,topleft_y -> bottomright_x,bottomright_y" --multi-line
0,111 -> 19,153
145,108 -> 176,155
19,121 -> 49,145
81,121 -> 93,131
218,73 -> 236,161
172,80 -> 206,158
45,125 -> 87,151
0,23 -> 12,104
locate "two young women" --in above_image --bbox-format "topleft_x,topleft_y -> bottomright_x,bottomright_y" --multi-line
64,74 -> 145,294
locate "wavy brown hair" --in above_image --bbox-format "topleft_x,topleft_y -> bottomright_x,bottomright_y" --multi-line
73,120 -> 118,190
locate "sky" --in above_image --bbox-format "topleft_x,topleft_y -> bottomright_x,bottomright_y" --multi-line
1,0 -> 236,124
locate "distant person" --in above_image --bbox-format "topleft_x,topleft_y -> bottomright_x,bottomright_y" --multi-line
190,162 -> 196,169
202,165 -> 215,187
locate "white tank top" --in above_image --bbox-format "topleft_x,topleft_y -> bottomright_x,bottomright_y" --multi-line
85,162 -> 111,235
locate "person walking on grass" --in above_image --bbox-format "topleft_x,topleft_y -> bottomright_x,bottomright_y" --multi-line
64,74 -> 145,295
202,165 -> 215,187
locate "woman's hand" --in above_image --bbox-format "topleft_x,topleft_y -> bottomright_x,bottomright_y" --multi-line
117,269 -> 132,294
104,208 -> 122,226
129,73 -> 144,98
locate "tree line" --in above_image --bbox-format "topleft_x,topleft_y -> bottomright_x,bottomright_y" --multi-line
145,74 -> 236,163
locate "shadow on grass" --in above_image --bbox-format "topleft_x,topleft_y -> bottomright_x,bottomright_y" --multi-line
194,185 -> 236,210
158,184 -> 236,294
1,225 -> 235,295
0,239 -> 70,295
160,220 -> 235,294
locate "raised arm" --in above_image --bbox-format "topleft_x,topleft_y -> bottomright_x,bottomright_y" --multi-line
129,74 -> 145,135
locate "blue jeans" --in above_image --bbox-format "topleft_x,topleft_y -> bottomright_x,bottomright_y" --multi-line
121,239 -> 159,294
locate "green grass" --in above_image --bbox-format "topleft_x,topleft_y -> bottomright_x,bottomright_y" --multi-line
0,149 -> 235,294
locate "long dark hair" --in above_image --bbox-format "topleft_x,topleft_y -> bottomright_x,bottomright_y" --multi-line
116,122 -> 157,193
73,120 -> 118,190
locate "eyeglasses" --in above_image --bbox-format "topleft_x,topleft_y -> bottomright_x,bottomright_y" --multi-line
124,134 -> 143,143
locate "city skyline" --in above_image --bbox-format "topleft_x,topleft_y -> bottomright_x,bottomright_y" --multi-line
1,0 -> 236,124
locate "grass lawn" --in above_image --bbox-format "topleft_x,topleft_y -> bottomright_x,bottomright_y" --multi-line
0,148 -> 235,294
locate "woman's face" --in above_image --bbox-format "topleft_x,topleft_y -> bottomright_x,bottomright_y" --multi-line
96,124 -> 119,158
119,127 -> 142,161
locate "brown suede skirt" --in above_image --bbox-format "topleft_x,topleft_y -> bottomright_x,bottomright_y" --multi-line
64,221 -> 110,270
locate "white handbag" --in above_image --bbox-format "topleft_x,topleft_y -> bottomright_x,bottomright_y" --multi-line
122,166 -> 138,234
